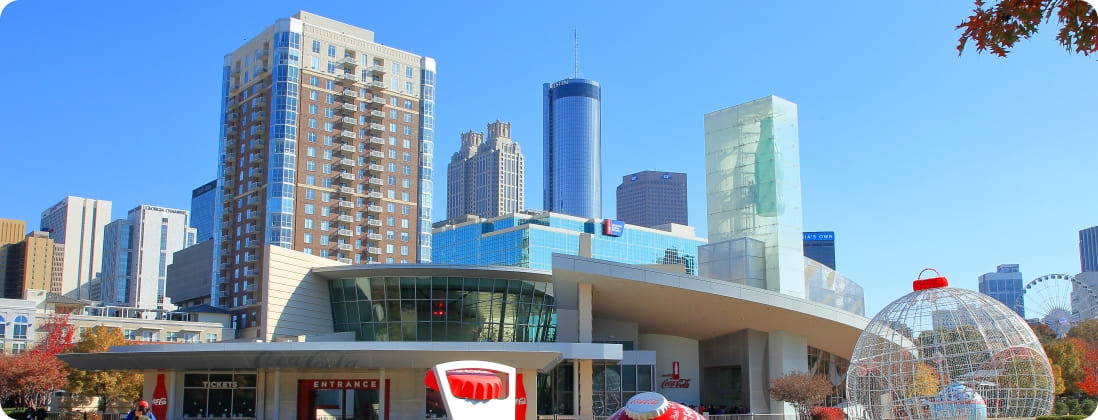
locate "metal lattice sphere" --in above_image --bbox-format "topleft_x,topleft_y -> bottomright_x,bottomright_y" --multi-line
846,272 -> 1054,420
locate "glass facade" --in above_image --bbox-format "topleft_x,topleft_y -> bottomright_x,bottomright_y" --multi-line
266,26 -> 302,249
190,180 -> 218,243
805,258 -> 865,316
978,264 -> 1024,317
704,95 -> 804,297
432,213 -> 706,274
182,370 -> 258,419
417,59 -> 436,263
327,275 -> 556,342
803,231 -> 836,270
543,79 -> 602,219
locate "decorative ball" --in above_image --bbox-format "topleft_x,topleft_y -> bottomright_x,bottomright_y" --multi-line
846,270 -> 1054,420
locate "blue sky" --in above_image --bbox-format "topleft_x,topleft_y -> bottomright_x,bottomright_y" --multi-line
0,1 -> 1095,316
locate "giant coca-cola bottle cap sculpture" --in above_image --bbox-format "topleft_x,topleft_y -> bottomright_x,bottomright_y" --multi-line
606,392 -> 704,420
845,269 -> 1054,420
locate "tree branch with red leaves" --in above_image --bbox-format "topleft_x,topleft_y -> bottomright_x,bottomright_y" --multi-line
956,0 -> 1098,56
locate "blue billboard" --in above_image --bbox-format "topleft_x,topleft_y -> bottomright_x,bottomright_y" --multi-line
803,231 -> 835,241
602,219 -> 625,237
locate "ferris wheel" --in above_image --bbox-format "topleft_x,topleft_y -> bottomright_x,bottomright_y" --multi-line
1016,274 -> 1098,338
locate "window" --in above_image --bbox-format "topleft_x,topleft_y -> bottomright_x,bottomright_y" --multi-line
305,204 -> 315,215
389,123 -> 397,132
401,205 -> 410,215
304,233 -> 313,244
401,232 -> 409,242
401,219 -> 409,228
166,331 -> 179,342
325,108 -> 334,118
404,113 -> 412,123
306,175 -> 316,186
324,122 -> 333,132
304,218 -> 314,229
406,66 -> 414,78
386,244 -> 394,253
327,61 -> 336,74
306,160 -> 316,171
401,192 -> 410,201
308,132 -> 317,143
323,149 -> 333,159
326,94 -> 335,104
401,245 -> 408,255
322,192 -> 331,203
387,216 -> 395,226
311,56 -> 320,70
309,90 -> 318,100
125,330 -> 137,340
308,118 -> 317,129
403,165 -> 411,175
405,81 -> 413,94
12,315 -> 28,339
308,104 -> 317,115
403,152 -> 412,161
206,333 -> 218,343
328,44 -> 336,57
312,40 -> 320,53
321,206 -> 330,216
309,76 -> 319,86
403,126 -> 412,135
402,179 -> 410,188
306,146 -> 316,157
319,235 -> 329,245
326,80 -> 335,90
403,139 -> 411,148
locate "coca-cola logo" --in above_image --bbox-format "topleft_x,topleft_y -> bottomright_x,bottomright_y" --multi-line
516,397 -> 527,405
151,398 -> 167,406
660,378 -> 692,389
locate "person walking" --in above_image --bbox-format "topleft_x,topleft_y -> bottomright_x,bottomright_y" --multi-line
125,401 -> 157,420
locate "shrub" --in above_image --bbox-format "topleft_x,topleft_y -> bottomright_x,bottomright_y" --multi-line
810,406 -> 844,420
1036,415 -> 1087,420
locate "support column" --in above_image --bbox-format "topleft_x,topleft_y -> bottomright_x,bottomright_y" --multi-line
578,359 -> 593,419
578,283 -> 592,343
767,330 -> 808,419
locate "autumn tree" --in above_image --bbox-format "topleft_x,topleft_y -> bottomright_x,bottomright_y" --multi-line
1045,338 -> 1086,394
1067,318 -> 1098,346
956,0 -> 1098,56
0,314 -> 74,408
769,371 -> 834,420
1030,321 -> 1058,343
65,326 -> 142,413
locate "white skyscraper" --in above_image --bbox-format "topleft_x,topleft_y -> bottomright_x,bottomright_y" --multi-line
446,121 -> 524,221
101,205 -> 195,309
40,196 -> 112,299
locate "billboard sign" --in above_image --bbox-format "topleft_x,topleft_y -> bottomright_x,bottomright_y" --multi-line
603,219 -> 624,237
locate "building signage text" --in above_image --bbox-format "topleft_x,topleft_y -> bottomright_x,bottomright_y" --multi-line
602,219 -> 624,237
310,379 -> 381,390
803,232 -> 835,241
660,361 -> 691,389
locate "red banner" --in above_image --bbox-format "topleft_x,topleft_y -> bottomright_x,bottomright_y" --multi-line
515,373 -> 527,420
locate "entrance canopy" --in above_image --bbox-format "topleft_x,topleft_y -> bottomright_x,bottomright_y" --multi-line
59,341 -> 621,373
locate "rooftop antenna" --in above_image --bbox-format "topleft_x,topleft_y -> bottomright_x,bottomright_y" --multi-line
573,27 -> 579,78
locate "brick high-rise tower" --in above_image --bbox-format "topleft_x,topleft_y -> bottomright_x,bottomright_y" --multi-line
216,11 -> 436,335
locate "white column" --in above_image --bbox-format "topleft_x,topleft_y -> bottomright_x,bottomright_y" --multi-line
767,330 -> 808,419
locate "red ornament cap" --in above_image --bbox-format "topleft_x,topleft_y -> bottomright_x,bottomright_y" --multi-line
624,392 -> 670,420
913,268 -> 949,291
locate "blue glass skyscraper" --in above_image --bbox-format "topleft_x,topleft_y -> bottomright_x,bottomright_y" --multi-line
543,78 -> 601,219
190,180 -> 217,243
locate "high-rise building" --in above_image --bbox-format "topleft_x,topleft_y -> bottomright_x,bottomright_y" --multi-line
446,121 -> 524,222
101,205 -> 196,309
0,218 -> 26,297
543,78 -> 601,219
20,231 -> 54,297
165,240 -> 214,308
703,95 -> 804,297
40,196 -> 112,299
978,264 -> 1024,317
50,243 -> 64,294
433,211 -> 706,273
615,171 -> 687,228
190,180 -> 218,243
216,11 -> 436,332
803,231 -> 836,270
1081,226 -> 1098,273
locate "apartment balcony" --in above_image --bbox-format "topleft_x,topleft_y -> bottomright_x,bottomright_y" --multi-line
369,110 -> 385,120
338,172 -> 356,181
244,271 -> 258,279
337,201 -> 354,209
248,171 -> 262,180
334,158 -> 355,168
251,127 -> 266,140
337,73 -> 357,84
251,139 -> 266,149
226,125 -> 238,134
339,186 -> 355,195
366,65 -> 385,74
365,164 -> 382,172
340,89 -> 358,99
258,49 -> 269,58
245,254 -> 258,263
245,241 -> 259,250
367,219 -> 382,227
218,290 -> 228,298
253,111 -> 266,122
338,215 -> 355,223
367,233 -> 383,241
230,83 -> 240,91
338,257 -> 353,264
245,211 -> 260,221
369,136 -> 385,145
252,97 -> 266,110
340,103 -> 357,115
339,118 -> 357,130
224,153 -> 237,162
227,112 -> 239,121
367,123 -> 385,133
340,144 -> 356,153
367,247 -> 382,255
226,139 -> 237,148
230,67 -> 241,76
367,191 -> 383,199
255,65 -> 268,74
341,56 -> 356,67
244,283 -> 258,292
337,229 -> 354,237
368,178 -> 383,186
371,96 -> 385,105
339,130 -> 357,140
337,243 -> 354,251
250,153 -> 264,162
367,205 -> 383,213
365,80 -> 385,91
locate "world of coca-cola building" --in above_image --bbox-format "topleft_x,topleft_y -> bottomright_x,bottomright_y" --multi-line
61,248 -> 867,419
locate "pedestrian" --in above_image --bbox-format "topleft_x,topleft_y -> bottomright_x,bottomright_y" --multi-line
125,400 -> 157,420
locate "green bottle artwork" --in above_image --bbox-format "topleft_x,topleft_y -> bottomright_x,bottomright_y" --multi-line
754,117 -> 784,217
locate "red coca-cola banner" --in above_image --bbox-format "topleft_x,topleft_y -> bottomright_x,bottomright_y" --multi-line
515,373 -> 527,420
152,373 -> 168,420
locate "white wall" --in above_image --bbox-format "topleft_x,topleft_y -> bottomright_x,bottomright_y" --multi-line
264,245 -> 346,340
639,333 -> 700,405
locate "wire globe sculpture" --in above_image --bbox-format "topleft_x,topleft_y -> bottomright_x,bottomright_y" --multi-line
1016,274 -> 1098,338
846,270 -> 1054,420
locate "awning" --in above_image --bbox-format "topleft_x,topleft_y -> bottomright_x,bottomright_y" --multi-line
58,341 -> 621,373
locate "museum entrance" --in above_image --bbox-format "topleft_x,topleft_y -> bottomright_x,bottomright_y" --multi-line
297,379 -> 388,420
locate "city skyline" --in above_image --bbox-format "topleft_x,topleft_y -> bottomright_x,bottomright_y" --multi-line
1,1 -> 1095,315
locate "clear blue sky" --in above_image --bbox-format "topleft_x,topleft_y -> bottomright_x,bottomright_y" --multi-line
1,1 -> 1095,316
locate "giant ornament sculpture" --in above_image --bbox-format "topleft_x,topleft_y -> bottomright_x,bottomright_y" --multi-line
846,269 -> 1054,420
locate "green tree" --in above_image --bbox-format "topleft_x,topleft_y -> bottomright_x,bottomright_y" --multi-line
956,0 -> 1098,56
769,371 -> 834,420
64,326 -> 142,413
1030,321 -> 1058,343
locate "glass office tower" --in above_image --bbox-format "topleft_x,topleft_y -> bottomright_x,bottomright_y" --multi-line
543,79 -> 601,219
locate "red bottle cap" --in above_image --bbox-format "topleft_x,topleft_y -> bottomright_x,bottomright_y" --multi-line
608,393 -> 705,420
913,268 -> 949,291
